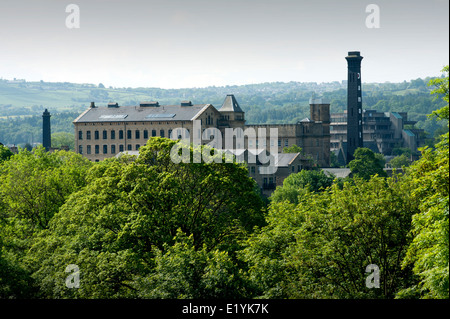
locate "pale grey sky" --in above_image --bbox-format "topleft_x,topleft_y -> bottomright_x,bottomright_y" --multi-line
0,0 -> 448,88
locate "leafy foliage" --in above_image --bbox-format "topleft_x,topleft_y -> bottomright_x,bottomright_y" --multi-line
389,154 -> 411,168
398,67 -> 449,299
1,69 -> 448,298
241,176 -> 419,299
348,148 -> 386,180
428,66 -> 449,122
24,138 -> 265,298
0,146 -> 92,231
0,147 -> 92,297
133,229 -> 249,299
282,144 -> 302,154
0,145 -> 13,163
270,169 -> 334,205
51,132 -> 75,151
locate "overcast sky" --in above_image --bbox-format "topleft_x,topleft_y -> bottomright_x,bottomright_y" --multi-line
0,0 -> 448,88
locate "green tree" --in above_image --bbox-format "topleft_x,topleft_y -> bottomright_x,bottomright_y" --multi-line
0,146 -> 92,231
392,147 -> 412,157
0,238 -> 37,298
0,145 -> 13,163
51,132 -> 75,151
241,176 -> 418,299
330,151 -> 340,168
389,154 -> 411,168
270,169 -> 334,204
27,138 -> 265,298
428,66 -> 449,122
133,229 -> 249,298
282,144 -> 302,153
398,68 -> 449,299
0,147 -> 92,298
23,143 -> 32,151
348,148 -> 387,180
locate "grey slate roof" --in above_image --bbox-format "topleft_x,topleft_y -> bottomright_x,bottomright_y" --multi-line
274,153 -> 301,167
219,94 -> 244,113
73,104 -> 211,123
364,141 -> 380,153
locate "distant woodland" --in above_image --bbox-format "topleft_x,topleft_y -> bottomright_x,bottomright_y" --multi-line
0,75 -> 448,148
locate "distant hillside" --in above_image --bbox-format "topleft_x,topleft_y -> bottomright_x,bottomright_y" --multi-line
0,76 -> 447,147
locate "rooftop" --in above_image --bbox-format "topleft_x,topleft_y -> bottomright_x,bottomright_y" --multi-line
391,112 -> 403,119
274,153 -> 301,167
73,103 -> 211,123
403,129 -> 416,137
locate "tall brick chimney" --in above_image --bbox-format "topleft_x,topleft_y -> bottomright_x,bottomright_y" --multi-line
345,51 -> 364,163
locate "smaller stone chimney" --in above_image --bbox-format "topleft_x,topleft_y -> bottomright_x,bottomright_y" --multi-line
42,109 -> 51,151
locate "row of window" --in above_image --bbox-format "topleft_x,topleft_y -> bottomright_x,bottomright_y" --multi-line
249,165 -> 303,175
79,129 -> 313,148
247,139 -> 322,148
78,129 -> 169,140
78,144 -> 141,155
248,139 -> 289,148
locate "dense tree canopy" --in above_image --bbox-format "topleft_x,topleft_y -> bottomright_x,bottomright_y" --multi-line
270,169 -> 335,205
23,138 -> 265,298
0,68 -> 448,299
0,145 -> 13,163
389,154 -> 411,168
349,148 -> 387,180
0,147 -> 92,298
398,66 -> 449,299
241,176 -> 419,298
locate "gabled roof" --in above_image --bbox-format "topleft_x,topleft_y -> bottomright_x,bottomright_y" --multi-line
364,141 -> 381,153
191,104 -> 220,120
274,153 -> 301,167
219,94 -> 244,113
403,129 -> 415,137
391,112 -> 403,119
